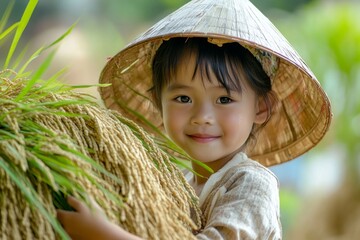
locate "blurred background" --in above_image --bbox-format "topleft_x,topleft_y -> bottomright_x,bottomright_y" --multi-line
1,0 -> 359,239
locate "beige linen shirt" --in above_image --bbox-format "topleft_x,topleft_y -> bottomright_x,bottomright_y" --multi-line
185,152 -> 282,240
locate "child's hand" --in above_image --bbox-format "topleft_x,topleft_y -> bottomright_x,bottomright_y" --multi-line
56,196 -> 108,239
56,196 -> 142,240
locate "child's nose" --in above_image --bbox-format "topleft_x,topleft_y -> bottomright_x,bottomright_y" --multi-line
190,103 -> 215,125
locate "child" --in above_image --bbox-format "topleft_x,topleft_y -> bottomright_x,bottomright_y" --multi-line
57,0 -> 332,239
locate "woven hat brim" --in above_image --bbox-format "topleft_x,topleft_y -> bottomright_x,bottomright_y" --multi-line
99,0 -> 332,166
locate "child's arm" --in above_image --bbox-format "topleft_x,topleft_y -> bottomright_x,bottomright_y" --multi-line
56,196 -> 142,240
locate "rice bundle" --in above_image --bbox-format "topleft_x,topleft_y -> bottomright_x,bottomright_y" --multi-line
0,69 -> 201,239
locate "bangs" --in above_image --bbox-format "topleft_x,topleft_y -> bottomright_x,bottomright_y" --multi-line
194,41 -> 246,94
151,37 -> 269,109
162,38 -> 247,94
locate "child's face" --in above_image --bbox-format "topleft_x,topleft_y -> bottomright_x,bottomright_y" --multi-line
160,53 -> 264,166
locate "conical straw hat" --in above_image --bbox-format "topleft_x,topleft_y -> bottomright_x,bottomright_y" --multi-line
99,0 -> 332,166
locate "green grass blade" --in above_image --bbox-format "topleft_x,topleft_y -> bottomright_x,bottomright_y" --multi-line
169,157 -> 208,178
51,170 -> 83,193
20,120 -> 55,136
62,146 -> 122,186
45,21 -> 77,50
0,0 -> 15,33
0,129 -> 18,139
37,99 -> 92,108
70,83 -> 112,89
15,50 -> 56,101
0,22 -> 19,41
52,190 -> 75,211
36,68 -> 67,91
33,153 -> 80,173
156,140 -> 214,173
116,108 -> 214,173
40,111 -> 89,118
17,46 -> 44,74
18,22 -> 76,75
28,156 -> 57,191
116,100 -> 167,138
4,0 -> 38,69
93,182 -> 123,207
10,44 -> 29,70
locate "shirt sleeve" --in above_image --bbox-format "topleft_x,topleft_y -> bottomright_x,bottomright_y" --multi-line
196,164 -> 282,240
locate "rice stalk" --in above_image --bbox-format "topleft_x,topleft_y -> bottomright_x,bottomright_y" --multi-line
0,70 -> 202,239
1,1 -> 202,238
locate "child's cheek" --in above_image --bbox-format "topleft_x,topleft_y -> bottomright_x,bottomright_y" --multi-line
163,105 -> 188,136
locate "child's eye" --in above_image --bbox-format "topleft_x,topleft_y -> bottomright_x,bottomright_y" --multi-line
217,97 -> 233,104
175,95 -> 192,103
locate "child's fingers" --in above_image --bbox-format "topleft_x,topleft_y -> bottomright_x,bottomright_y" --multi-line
57,209 -> 68,223
56,209 -> 80,237
66,195 -> 87,213
56,209 -> 74,228
88,196 -> 107,218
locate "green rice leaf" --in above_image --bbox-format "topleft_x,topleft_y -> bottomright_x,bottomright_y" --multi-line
169,157 -> 208,178
36,68 -> 68,92
37,99 -> 92,108
51,170 -> 82,193
33,153 -> 81,174
4,0 -> 38,69
62,146 -> 123,186
0,0 -> 15,33
46,21 -> 77,49
17,46 -> 44,74
42,111 -> 90,118
15,50 -> 56,101
10,44 -> 29,70
0,156 -> 70,240
70,83 -> 112,89
0,129 -> 17,139
115,107 -> 214,173
117,100 -> 167,138
52,190 -> 75,211
0,22 -> 19,41
93,183 -> 123,207
18,21 -> 76,74
28,156 -> 58,191
155,138 -> 214,173
2,143 -> 26,166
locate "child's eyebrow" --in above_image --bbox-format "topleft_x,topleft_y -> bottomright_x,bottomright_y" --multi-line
165,83 -> 191,91
166,83 -> 239,93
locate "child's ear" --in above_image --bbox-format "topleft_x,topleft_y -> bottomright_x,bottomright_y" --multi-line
254,96 -> 270,124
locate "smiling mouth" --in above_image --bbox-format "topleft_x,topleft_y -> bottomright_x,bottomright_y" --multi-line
187,134 -> 219,143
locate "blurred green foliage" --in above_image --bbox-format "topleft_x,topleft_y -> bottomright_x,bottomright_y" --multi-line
279,189 -> 301,234
276,2 -> 360,179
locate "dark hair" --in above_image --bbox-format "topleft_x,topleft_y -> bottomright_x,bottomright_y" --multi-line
150,37 -> 276,141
